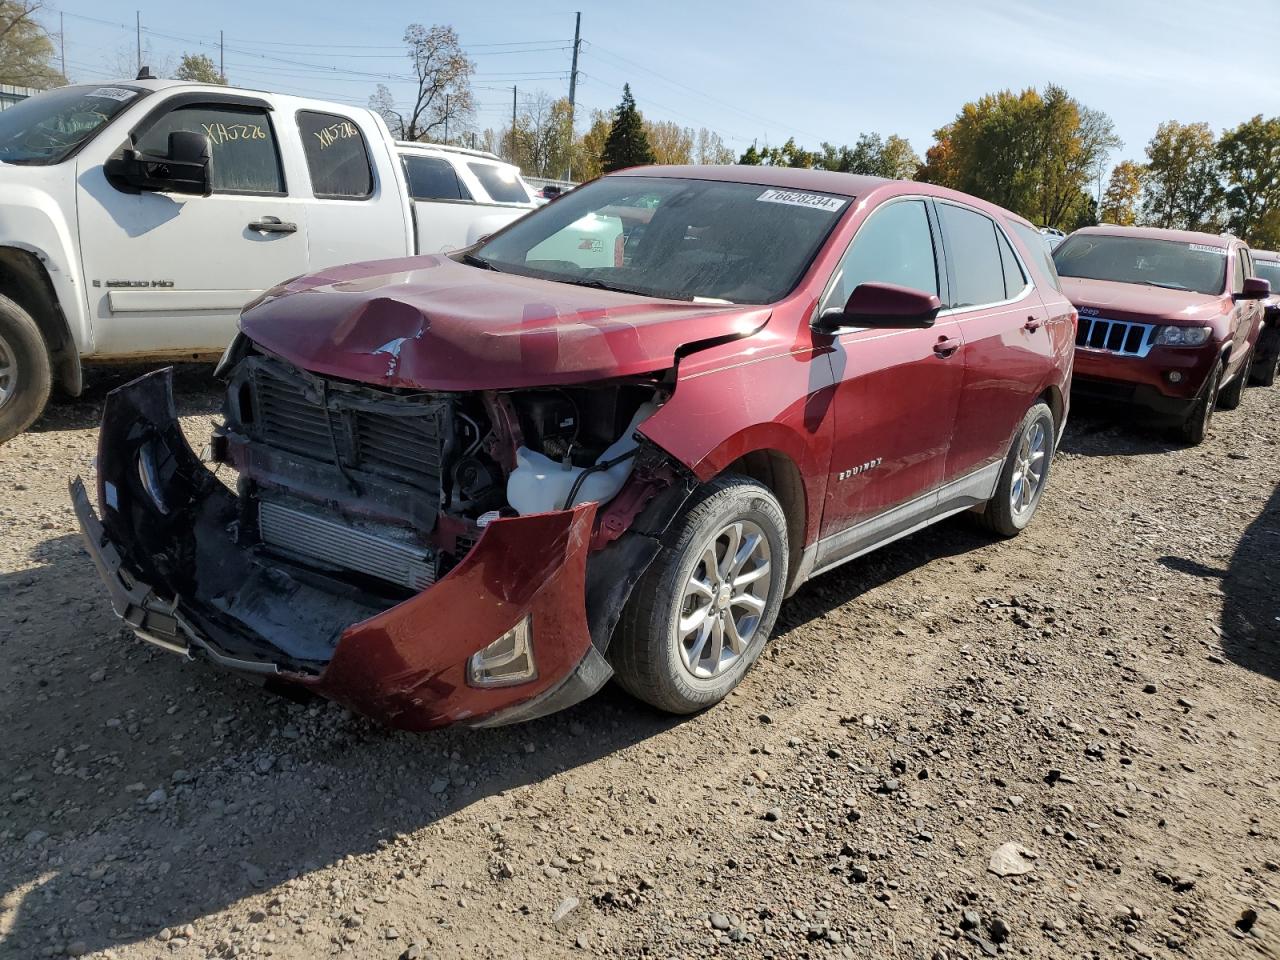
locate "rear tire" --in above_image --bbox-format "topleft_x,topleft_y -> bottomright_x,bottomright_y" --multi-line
610,474 -> 788,715
977,402 -> 1055,538
0,294 -> 52,446
1249,335 -> 1279,386
1217,363 -> 1245,411
1178,361 -> 1222,446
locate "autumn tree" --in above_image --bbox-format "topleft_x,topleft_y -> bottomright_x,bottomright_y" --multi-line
737,144 -> 763,165
694,128 -> 734,165
370,24 -> 474,142
917,85 -> 1118,229
174,53 -> 225,85
0,0 -> 62,88
1142,121 -> 1222,231
1099,160 -> 1145,225
819,133 -> 920,178
1217,115 -> 1280,245
601,84 -> 653,173
574,109 -> 610,180
644,119 -> 693,165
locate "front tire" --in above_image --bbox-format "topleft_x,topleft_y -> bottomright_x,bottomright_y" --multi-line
1178,361 -> 1223,446
977,402 -> 1055,538
0,294 -> 52,446
610,474 -> 788,715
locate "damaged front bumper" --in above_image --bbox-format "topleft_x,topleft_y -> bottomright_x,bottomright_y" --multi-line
71,369 -> 616,730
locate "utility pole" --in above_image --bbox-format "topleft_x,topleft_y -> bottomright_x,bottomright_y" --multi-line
444,93 -> 450,142
568,12 -> 581,123
510,85 -> 517,161
220,30 -> 225,82
135,11 -> 141,74
59,12 -> 65,80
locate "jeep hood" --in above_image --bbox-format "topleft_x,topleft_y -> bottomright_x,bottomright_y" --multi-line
1060,276 -> 1227,325
240,255 -> 770,390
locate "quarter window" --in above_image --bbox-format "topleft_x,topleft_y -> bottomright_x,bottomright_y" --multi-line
403,155 -> 472,201
996,228 -> 1027,299
937,203 -> 1008,308
297,111 -> 373,199
1011,220 -> 1062,292
1235,248 -> 1250,292
135,104 -> 283,195
821,199 -> 938,313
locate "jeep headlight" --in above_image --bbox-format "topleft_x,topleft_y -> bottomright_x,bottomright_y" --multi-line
1154,325 -> 1212,347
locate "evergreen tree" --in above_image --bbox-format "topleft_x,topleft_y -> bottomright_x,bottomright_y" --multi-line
601,84 -> 654,172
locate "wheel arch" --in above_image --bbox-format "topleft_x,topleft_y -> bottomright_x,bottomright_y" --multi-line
718,447 -> 809,596
0,247 -> 81,395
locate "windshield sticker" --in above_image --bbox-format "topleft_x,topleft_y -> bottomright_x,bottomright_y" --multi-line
757,188 -> 847,212
1188,243 -> 1228,256
86,87 -> 137,103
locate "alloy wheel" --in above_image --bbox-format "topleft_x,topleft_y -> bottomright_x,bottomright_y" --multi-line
1009,419 -> 1048,517
676,520 -> 772,680
0,332 -> 16,409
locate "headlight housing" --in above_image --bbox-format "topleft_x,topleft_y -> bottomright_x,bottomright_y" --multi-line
1154,325 -> 1213,347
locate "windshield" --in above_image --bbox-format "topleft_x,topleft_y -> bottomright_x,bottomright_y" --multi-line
1053,234 -> 1228,296
474,176 -> 849,304
0,84 -> 141,165
1255,259 -> 1280,292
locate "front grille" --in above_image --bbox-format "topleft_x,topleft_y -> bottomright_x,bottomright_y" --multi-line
259,499 -> 436,591
247,363 -> 447,493
1075,316 -> 1155,357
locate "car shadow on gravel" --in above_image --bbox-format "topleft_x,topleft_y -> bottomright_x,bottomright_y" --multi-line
1057,402 -> 1185,457
1210,482 -> 1279,681
27,362 -> 222,435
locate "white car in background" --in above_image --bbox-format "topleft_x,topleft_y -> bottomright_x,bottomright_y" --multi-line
396,142 -> 538,252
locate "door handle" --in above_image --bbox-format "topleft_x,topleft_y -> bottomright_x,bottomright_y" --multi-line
1024,316 -> 1044,332
933,336 -> 961,358
248,216 -> 297,234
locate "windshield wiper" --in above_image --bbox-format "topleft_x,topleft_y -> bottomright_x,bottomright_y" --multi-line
1138,281 -> 1189,290
460,252 -> 500,272
551,276 -> 660,297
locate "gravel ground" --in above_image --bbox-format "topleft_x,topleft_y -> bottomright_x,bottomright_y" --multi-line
1,365 -> 1277,960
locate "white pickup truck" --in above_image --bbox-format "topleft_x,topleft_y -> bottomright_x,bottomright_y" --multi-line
0,78 -> 537,443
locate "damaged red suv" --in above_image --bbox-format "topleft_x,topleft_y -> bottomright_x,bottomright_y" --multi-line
73,166 -> 1075,729
1053,226 -> 1271,443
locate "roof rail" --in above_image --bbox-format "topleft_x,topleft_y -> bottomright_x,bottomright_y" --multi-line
395,140 -> 504,162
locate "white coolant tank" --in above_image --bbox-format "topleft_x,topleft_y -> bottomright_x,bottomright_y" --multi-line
507,402 -> 659,515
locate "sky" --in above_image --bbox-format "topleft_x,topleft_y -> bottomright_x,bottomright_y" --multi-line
41,0 -> 1280,170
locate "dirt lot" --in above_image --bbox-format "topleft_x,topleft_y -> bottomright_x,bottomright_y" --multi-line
1,366 -> 1277,960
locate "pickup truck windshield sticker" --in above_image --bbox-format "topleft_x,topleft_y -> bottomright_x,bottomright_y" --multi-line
757,188 -> 847,213
201,122 -> 268,146
87,87 -> 137,102
1189,243 -> 1228,256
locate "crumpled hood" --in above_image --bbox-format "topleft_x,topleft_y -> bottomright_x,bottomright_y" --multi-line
1061,276 -> 1228,325
240,255 -> 770,390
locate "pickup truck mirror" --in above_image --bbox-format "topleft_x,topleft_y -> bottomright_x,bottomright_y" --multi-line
813,282 -> 942,334
1235,276 -> 1272,301
105,131 -> 212,197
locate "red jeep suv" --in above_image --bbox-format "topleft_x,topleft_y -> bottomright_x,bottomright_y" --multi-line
72,167 -> 1075,729
1053,226 -> 1271,443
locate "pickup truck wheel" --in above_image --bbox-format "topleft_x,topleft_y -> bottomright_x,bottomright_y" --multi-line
1216,364 -> 1245,411
977,402 -> 1054,538
1177,361 -> 1223,446
611,474 -> 788,715
0,295 -> 52,446
1248,340 -> 1278,387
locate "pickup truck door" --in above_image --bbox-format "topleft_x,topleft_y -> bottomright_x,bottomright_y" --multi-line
816,197 -> 965,560
76,93 -> 309,356
293,108 -> 413,270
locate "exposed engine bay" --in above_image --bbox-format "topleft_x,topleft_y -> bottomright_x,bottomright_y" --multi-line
190,340 -> 678,665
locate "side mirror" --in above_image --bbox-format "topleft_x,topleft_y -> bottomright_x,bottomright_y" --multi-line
1235,276 -> 1271,301
813,281 -> 943,334
105,131 -> 212,197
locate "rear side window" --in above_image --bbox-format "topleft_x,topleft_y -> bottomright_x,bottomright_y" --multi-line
136,104 -> 283,195
937,203 -> 1007,308
297,111 -> 373,199
996,228 -> 1027,299
1011,220 -> 1063,292
821,199 -> 939,313
467,162 -> 529,203
1233,249 -> 1246,293
403,155 -> 472,201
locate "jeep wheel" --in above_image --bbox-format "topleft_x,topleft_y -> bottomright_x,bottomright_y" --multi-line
1217,365 -> 1245,411
1178,361 -> 1223,446
611,474 -> 788,714
0,294 -> 51,446
977,401 -> 1055,538
1249,343 -> 1278,387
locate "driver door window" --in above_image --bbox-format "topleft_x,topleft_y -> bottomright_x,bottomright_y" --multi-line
821,199 -> 939,313
134,104 -> 284,195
